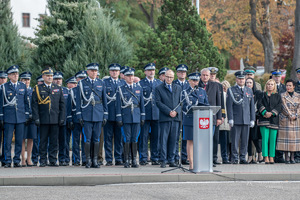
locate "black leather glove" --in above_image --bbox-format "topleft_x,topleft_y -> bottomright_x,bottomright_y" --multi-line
140,120 -> 145,127
102,119 -> 107,127
59,120 -> 64,126
35,119 -> 40,127
0,120 -> 4,130
67,121 -> 74,130
25,118 -> 31,125
117,121 -> 123,127
79,119 -> 84,127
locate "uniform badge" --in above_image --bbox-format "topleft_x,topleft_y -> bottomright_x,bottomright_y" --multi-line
135,90 -> 140,94
9,93 -> 12,95
53,89 -> 59,92
97,85 -> 102,88
19,89 -> 24,92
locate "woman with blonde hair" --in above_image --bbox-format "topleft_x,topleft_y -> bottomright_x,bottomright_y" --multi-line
257,79 -> 282,164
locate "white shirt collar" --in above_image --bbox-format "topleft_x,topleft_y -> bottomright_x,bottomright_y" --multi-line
88,77 -> 96,82
146,77 -> 154,83
44,83 -> 51,88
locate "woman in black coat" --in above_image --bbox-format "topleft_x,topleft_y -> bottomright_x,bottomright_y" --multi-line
245,78 -> 263,163
257,79 -> 282,164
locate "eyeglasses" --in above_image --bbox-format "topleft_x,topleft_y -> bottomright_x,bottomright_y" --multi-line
165,76 -> 174,79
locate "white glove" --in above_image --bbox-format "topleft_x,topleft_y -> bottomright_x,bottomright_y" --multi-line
229,120 -> 234,127
250,120 -> 255,128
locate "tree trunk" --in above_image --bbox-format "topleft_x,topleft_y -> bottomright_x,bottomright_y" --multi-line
250,0 -> 274,73
138,1 -> 155,29
292,0 -> 300,80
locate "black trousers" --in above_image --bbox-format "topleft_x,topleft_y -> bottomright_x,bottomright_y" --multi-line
39,124 -> 59,164
213,126 -> 220,162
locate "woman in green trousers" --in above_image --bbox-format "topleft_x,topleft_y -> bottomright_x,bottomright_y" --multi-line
257,79 -> 282,164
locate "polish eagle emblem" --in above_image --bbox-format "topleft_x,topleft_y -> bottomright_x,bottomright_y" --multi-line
199,118 -> 209,129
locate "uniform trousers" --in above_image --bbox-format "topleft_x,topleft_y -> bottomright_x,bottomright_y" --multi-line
58,125 -> 68,163
4,123 -> 24,164
104,121 -> 123,162
122,123 -> 140,143
231,124 -> 250,162
39,124 -> 59,164
31,128 -> 40,163
82,121 -> 102,143
65,128 -> 71,163
139,120 -> 160,162
160,121 -> 179,163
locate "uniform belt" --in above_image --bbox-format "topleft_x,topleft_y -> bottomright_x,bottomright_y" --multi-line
94,100 -> 103,104
133,104 -> 139,108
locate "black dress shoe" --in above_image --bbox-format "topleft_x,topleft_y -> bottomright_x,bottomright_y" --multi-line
213,164 -> 216,167
213,161 -> 222,165
39,163 -> 46,167
115,161 -> 123,166
222,160 -> 231,164
99,161 -> 103,166
160,162 -> 166,168
14,163 -> 22,168
250,160 -> 257,164
269,161 -> 274,164
239,160 -> 248,164
82,162 -> 87,166
181,160 -> 190,165
59,162 -> 66,166
32,162 -> 38,166
106,161 -> 113,166
140,161 -> 148,166
174,160 -> 179,165
63,162 -> 69,166
285,160 -> 290,164
74,162 -> 81,166
290,160 -> 296,164
275,158 -> 285,163
169,162 -> 178,167
232,160 -> 239,164
49,162 -> 59,167
152,160 -> 160,165
4,163 -> 11,168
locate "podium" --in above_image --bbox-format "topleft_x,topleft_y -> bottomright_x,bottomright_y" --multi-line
191,106 -> 221,173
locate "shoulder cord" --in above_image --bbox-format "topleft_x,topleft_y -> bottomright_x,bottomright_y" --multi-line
228,87 -> 243,105
106,93 -> 117,105
118,87 -> 133,110
35,85 -> 51,111
70,89 -> 76,111
79,80 -> 94,109
2,85 -> 17,107
144,92 -> 152,106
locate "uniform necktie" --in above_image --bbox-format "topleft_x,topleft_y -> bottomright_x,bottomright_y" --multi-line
129,85 -> 132,90
150,80 -> 153,88
114,80 -> 117,85
14,84 -> 17,89
168,84 -> 172,92
241,87 -> 243,93
91,80 -> 94,87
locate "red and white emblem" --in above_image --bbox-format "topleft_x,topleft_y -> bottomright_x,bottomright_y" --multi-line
199,118 -> 209,129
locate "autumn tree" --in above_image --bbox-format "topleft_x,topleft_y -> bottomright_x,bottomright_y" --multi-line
274,30 -> 294,69
292,0 -> 300,80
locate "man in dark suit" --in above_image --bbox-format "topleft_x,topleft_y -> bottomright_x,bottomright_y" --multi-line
32,67 -> 65,167
208,67 -> 227,165
226,71 -> 255,164
155,69 -> 182,168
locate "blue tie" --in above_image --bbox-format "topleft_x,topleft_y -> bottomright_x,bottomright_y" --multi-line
168,84 -> 172,92
91,80 -> 94,87
149,80 -> 153,88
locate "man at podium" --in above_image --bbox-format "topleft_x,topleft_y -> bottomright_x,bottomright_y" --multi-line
182,72 -> 209,170
226,71 -> 255,164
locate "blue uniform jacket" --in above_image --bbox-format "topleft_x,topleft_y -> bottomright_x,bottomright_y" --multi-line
182,87 -> 209,126
116,83 -> 145,123
62,87 -> 69,125
67,87 -> 78,124
76,77 -> 108,122
155,82 -> 182,122
139,78 -> 162,121
226,85 -> 255,125
104,77 -> 125,121
173,79 -> 190,91
0,81 -> 29,123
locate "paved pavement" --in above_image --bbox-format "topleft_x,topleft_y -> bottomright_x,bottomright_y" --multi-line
1,182 -> 300,199
1,162 -> 300,186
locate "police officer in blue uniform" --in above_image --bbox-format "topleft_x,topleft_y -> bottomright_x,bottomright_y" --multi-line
0,65 -> 29,168
116,67 -> 145,168
139,63 -> 162,165
226,71 -> 255,164
158,67 -> 169,82
67,71 -> 87,166
20,71 -> 37,167
0,71 -> 8,167
32,67 -> 65,167
173,64 -> 189,165
31,75 -> 44,166
103,63 -> 125,166
76,63 -> 108,168
182,72 -> 209,170
53,71 -> 69,166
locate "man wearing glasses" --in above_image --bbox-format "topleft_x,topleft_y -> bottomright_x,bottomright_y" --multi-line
155,69 -> 182,168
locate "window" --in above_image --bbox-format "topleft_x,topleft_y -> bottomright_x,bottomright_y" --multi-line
22,13 -> 30,27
